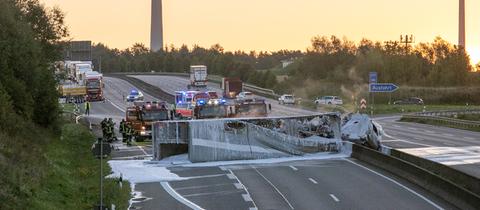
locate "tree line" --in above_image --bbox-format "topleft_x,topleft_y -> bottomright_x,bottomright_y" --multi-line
94,35 -> 478,97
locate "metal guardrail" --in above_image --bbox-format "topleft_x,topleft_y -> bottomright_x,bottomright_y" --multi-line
402,113 -> 480,129
415,109 -> 480,117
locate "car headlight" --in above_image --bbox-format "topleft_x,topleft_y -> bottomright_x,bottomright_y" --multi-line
141,126 -> 146,130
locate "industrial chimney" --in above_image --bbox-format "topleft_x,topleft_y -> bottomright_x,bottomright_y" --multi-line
459,0 -> 465,48
150,0 -> 164,52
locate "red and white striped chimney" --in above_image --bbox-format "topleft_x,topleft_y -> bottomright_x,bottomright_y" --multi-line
459,0 -> 466,48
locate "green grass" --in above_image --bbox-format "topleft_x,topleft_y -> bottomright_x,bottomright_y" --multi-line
370,104 -> 480,115
30,123 -> 131,210
297,101 -> 480,115
60,103 -> 78,113
400,117 -> 480,132
455,114 -> 480,121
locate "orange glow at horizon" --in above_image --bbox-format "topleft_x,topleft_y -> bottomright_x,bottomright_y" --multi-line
41,0 -> 480,65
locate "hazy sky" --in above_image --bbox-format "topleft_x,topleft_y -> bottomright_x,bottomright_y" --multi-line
41,0 -> 480,63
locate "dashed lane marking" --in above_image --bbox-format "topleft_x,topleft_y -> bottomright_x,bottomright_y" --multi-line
344,159 -> 444,210
329,194 -> 340,202
289,166 -> 298,171
242,194 -> 253,202
308,178 -> 318,184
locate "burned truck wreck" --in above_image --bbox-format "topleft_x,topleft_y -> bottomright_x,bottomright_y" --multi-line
341,113 -> 383,150
152,114 -> 343,162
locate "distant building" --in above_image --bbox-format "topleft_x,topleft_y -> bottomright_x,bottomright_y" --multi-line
281,58 -> 295,69
63,41 -> 92,61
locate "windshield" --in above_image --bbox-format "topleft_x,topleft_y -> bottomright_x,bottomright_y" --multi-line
198,106 -> 227,118
86,80 -> 100,89
142,110 -> 168,121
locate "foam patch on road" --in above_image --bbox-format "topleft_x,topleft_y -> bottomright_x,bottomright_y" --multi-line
107,159 -> 186,183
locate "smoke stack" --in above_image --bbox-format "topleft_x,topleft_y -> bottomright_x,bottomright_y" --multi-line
150,0 -> 164,52
459,0 -> 465,48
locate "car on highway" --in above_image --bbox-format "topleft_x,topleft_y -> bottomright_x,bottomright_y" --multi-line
393,97 -> 424,105
315,96 -> 343,105
126,89 -> 144,102
278,94 -> 296,104
236,91 -> 254,102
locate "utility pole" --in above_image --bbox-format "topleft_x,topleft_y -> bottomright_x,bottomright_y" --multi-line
400,35 -> 415,53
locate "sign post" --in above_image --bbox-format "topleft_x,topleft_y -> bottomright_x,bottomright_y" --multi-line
369,72 -> 377,115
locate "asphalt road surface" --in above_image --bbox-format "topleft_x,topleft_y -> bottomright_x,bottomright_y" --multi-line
375,115 -> 480,178
131,159 -> 454,210
129,75 -> 317,117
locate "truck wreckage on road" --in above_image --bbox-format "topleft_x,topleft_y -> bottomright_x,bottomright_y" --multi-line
341,113 -> 383,150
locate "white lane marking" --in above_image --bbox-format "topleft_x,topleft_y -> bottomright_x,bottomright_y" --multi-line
160,182 -> 205,210
219,166 -> 228,171
289,166 -> 298,171
249,208 -> 258,210
329,194 -> 340,202
234,183 -> 244,190
253,167 -> 294,209
308,178 -> 318,184
227,173 -> 236,180
380,139 -> 434,147
242,194 -> 253,202
137,146 -> 148,156
107,98 -> 125,112
174,183 -> 232,191
228,169 -> 259,209
343,159 -> 444,210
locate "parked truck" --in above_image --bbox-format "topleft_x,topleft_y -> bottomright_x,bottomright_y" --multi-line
188,65 -> 208,89
58,83 -> 87,103
85,71 -> 104,101
222,77 -> 243,99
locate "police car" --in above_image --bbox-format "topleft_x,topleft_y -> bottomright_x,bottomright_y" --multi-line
126,89 -> 144,102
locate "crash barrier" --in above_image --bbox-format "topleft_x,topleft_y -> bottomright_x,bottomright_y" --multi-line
352,144 -> 480,210
106,73 -> 176,103
414,109 -> 480,117
390,149 -> 480,196
106,72 -> 281,100
401,115 -> 480,129
152,114 -> 342,162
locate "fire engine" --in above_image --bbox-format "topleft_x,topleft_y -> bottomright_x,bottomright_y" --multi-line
126,101 -> 169,141
193,98 -> 229,119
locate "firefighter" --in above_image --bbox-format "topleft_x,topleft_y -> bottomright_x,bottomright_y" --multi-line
101,118 -> 108,138
119,119 -> 126,142
84,101 -> 90,116
125,123 -> 134,146
107,118 -> 116,142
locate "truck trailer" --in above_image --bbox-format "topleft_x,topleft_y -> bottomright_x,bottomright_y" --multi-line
188,65 -> 208,89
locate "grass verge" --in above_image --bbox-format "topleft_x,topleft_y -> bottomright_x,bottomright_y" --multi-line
31,123 -> 131,210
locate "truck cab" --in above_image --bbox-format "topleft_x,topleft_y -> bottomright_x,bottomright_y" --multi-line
126,101 -> 169,141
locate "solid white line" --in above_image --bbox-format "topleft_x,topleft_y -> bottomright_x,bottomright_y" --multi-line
242,194 -> 253,202
227,173 -> 236,180
329,194 -> 340,202
160,182 -> 205,210
107,98 -> 126,112
137,146 -> 148,156
343,159 -> 444,210
253,167 -> 294,209
228,169 -> 259,209
289,166 -> 298,171
308,178 -> 318,184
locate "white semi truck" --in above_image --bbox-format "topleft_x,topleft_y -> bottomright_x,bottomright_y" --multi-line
188,65 -> 208,89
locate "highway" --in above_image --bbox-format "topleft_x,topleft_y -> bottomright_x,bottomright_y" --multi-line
376,115 -> 480,178
129,75 -> 317,117
81,76 -> 460,209
131,159 -> 453,210
81,76 -> 480,209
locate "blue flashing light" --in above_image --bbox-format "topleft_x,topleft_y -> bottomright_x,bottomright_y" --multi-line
198,100 -> 206,105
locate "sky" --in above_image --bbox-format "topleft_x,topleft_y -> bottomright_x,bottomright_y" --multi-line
41,0 -> 480,64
